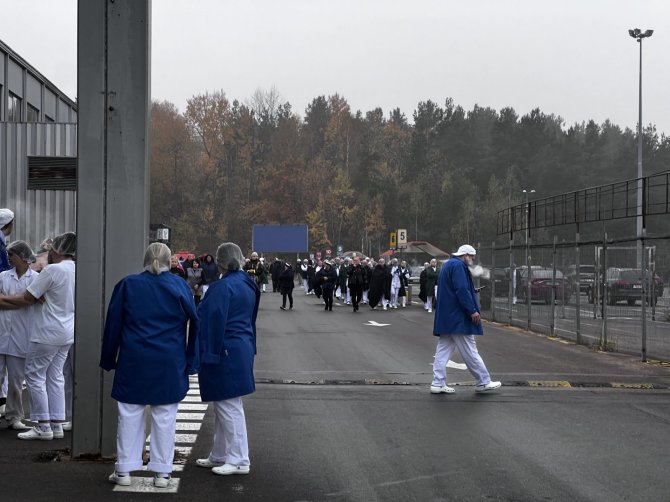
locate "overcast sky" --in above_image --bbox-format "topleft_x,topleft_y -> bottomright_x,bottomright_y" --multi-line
2,0 -> 669,135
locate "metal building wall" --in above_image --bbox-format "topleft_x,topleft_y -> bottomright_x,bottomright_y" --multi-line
0,122 -> 77,248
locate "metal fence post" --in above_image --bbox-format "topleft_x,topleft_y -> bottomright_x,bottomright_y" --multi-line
509,238 -> 514,326
641,235 -> 647,362
491,242 -> 496,322
550,236 -> 557,336
575,229 -> 581,344
601,234 -> 608,350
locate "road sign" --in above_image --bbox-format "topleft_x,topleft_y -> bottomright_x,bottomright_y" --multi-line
397,228 -> 407,245
390,232 -> 397,249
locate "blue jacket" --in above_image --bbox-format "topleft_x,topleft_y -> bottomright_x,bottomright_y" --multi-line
433,257 -> 483,336
99,271 -> 199,405
197,270 -> 260,402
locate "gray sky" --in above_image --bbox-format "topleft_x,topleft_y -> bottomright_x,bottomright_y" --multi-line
2,0 -> 669,135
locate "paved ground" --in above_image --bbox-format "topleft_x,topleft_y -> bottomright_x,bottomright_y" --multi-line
1,291 -> 669,501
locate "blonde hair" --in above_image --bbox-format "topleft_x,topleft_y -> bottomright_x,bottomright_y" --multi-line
143,242 -> 171,275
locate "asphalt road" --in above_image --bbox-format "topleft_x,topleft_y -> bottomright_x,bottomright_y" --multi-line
1,291 -> 670,501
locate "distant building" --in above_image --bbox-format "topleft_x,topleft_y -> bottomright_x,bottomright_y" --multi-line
0,39 -> 77,250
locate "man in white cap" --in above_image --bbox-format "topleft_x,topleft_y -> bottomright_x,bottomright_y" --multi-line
0,208 -> 15,273
430,244 -> 501,395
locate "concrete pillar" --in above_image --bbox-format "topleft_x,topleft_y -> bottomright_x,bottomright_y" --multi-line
74,0 -> 151,457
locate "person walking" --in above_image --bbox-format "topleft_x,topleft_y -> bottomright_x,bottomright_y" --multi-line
347,256 -> 366,312
389,258 -> 401,308
200,254 -> 219,297
398,260 -> 411,308
100,243 -> 199,488
195,242 -> 260,476
425,259 -> 439,313
317,261 -> 337,311
430,245 -> 501,395
278,262 -> 295,310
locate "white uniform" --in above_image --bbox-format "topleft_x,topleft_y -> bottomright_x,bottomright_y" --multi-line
0,268 -> 37,422
24,260 -> 75,422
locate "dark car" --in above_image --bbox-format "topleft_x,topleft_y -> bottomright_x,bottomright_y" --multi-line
518,268 -> 570,304
589,268 -> 665,306
565,264 -> 595,295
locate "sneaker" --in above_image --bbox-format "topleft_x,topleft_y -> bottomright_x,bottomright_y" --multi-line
196,458 -> 224,468
9,419 -> 29,430
52,424 -> 64,439
475,381 -> 502,393
383,306 -> 387,311
62,421 -> 72,431
212,463 -> 250,476
280,306 -> 286,310
108,471 -> 131,486
427,309 -> 432,313
18,426 -> 53,440
430,385 -> 456,394
153,474 -> 171,488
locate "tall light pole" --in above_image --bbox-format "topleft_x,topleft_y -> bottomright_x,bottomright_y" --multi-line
629,28 -> 653,268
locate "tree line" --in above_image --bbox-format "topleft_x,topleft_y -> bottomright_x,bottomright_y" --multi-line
150,89 -> 670,256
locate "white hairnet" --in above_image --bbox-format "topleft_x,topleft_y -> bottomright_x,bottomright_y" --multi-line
7,240 -> 35,263
143,242 -> 171,275
51,232 -> 77,256
216,242 -> 243,272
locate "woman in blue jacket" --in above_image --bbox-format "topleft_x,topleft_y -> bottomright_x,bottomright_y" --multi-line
100,243 -> 199,488
195,242 -> 260,476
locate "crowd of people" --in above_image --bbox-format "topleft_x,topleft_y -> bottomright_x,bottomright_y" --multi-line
0,207 -> 76,442
1,204 -> 500,489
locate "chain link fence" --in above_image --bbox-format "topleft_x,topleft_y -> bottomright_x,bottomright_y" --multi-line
476,235 -> 670,361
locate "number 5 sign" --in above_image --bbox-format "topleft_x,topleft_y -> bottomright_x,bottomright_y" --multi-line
397,228 -> 407,246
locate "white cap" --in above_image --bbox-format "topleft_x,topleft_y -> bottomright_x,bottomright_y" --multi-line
453,244 -> 476,256
0,208 -> 14,227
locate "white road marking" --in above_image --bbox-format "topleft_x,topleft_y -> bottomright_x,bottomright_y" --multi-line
364,320 -> 391,327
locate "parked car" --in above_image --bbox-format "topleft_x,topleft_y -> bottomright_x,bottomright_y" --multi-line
588,268 -> 665,306
518,268 -> 570,304
565,264 -> 595,295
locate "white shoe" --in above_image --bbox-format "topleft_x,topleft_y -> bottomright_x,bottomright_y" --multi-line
62,421 -> 72,431
430,385 -> 455,394
428,309 -> 432,313
18,426 -> 53,440
212,463 -> 250,476
383,306 -> 387,311
196,458 -> 224,468
475,381 -> 502,393
9,419 -> 29,430
153,474 -> 171,488
109,471 -> 131,486
51,424 -> 64,439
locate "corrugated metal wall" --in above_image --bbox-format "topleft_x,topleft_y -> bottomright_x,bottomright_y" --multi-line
0,122 -> 77,249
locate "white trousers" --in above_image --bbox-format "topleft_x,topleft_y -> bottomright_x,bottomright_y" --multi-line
431,335 -> 492,387
24,342 -> 70,421
362,290 -> 368,303
303,279 -> 309,293
207,397 -> 249,466
1,368 -> 7,398
0,354 -> 26,421
116,402 -> 178,474
390,285 -> 400,307
425,296 -> 433,310
63,346 -> 73,420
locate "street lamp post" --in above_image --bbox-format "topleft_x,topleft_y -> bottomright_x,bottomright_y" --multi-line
523,189 -> 535,330
629,28 -> 653,268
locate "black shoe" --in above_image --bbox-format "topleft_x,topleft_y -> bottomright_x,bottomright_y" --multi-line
289,305 -> 293,310
280,306 -> 286,310
328,307 -> 333,311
